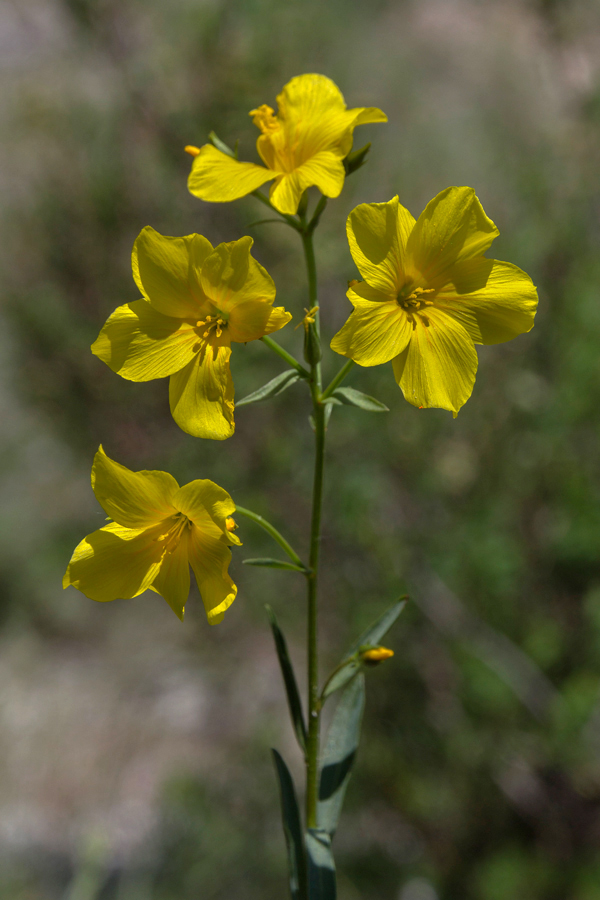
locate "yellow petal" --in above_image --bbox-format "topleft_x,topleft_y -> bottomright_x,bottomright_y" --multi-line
407,187 -> 499,284
392,308 -> 478,414
169,336 -> 235,440
331,297 -> 412,366
150,531 -> 191,621
133,227 -> 210,318
63,522 -> 163,603
227,300 -> 274,343
188,144 -> 276,202
433,258 -> 538,344
264,306 -> 293,336
188,525 -> 237,625
91,301 -> 200,382
174,479 -> 241,545
268,151 -> 346,214
347,197 -> 417,294
92,446 -> 179,528
200,235 -> 276,313
274,74 -> 386,160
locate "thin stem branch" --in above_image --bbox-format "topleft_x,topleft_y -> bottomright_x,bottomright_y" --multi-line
321,359 -> 356,400
235,506 -> 307,570
260,335 -> 310,378
251,190 -> 302,231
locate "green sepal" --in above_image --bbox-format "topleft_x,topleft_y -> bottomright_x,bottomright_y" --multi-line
243,557 -> 308,572
332,387 -> 389,412
208,130 -> 236,158
237,370 -> 301,407
272,750 -> 308,900
343,142 -> 371,175
306,828 -> 336,899
321,597 -> 407,700
318,674 -> 365,839
266,605 -> 308,754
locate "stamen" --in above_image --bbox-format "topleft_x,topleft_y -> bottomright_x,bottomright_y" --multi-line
184,145 -> 201,157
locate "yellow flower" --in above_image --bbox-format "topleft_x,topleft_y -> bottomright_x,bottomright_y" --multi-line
187,74 -> 387,215
63,446 -> 241,623
92,227 -> 291,439
331,187 -> 538,415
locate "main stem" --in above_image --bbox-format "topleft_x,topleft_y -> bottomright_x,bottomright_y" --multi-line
302,223 -> 325,829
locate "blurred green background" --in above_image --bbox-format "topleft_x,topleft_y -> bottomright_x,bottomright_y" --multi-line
1,0 -> 600,897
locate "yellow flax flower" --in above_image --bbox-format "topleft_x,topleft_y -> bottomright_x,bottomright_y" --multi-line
63,447 -> 241,622
92,227 -> 291,439
187,73 -> 387,215
331,187 -> 538,415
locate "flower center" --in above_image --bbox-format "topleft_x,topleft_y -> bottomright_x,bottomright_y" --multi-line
397,286 -> 436,329
195,314 -> 227,340
250,104 -> 281,134
155,513 -> 192,555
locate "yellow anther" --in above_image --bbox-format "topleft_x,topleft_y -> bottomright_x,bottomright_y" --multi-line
295,305 -> 319,331
226,517 -> 238,532
360,646 -> 394,665
249,104 -> 280,133
185,145 -> 201,157
348,279 -> 360,289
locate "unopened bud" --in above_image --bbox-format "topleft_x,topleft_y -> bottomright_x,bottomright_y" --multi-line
225,516 -> 238,532
360,646 -> 394,666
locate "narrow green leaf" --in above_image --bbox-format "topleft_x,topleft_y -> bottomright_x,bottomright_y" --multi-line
306,829 -> 336,900
343,142 -> 371,175
272,750 -> 307,900
347,597 -> 408,656
266,605 -> 308,753
243,557 -> 307,572
321,598 -> 407,700
208,130 -> 236,158
237,370 -> 300,407
318,675 -> 365,838
332,387 -> 389,412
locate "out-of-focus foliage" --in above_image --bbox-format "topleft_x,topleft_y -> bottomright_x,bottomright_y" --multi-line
1,0 -> 600,898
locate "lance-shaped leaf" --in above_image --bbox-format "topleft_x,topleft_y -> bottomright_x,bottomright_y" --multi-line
322,597 -> 407,700
318,674 -> 365,838
332,387 -> 389,412
237,370 -> 300,407
243,558 -> 308,572
306,828 -> 336,900
266,605 -> 308,753
272,750 -> 307,900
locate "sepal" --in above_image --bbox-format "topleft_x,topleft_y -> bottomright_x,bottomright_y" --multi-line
343,142 -> 371,175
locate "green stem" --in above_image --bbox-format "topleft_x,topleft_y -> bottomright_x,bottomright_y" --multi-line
301,220 -> 326,830
260,335 -> 310,378
252,190 -> 302,231
321,359 -> 356,400
235,506 -> 306,569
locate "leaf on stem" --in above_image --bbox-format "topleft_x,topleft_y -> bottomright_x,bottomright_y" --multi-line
318,674 -> 366,839
237,370 -> 300,407
266,605 -> 308,753
306,828 -> 337,900
272,750 -> 308,900
322,597 -> 407,699
243,557 -> 307,572
332,387 -> 389,412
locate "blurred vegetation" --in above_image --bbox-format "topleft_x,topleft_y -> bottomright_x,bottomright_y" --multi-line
1,0 -> 600,898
